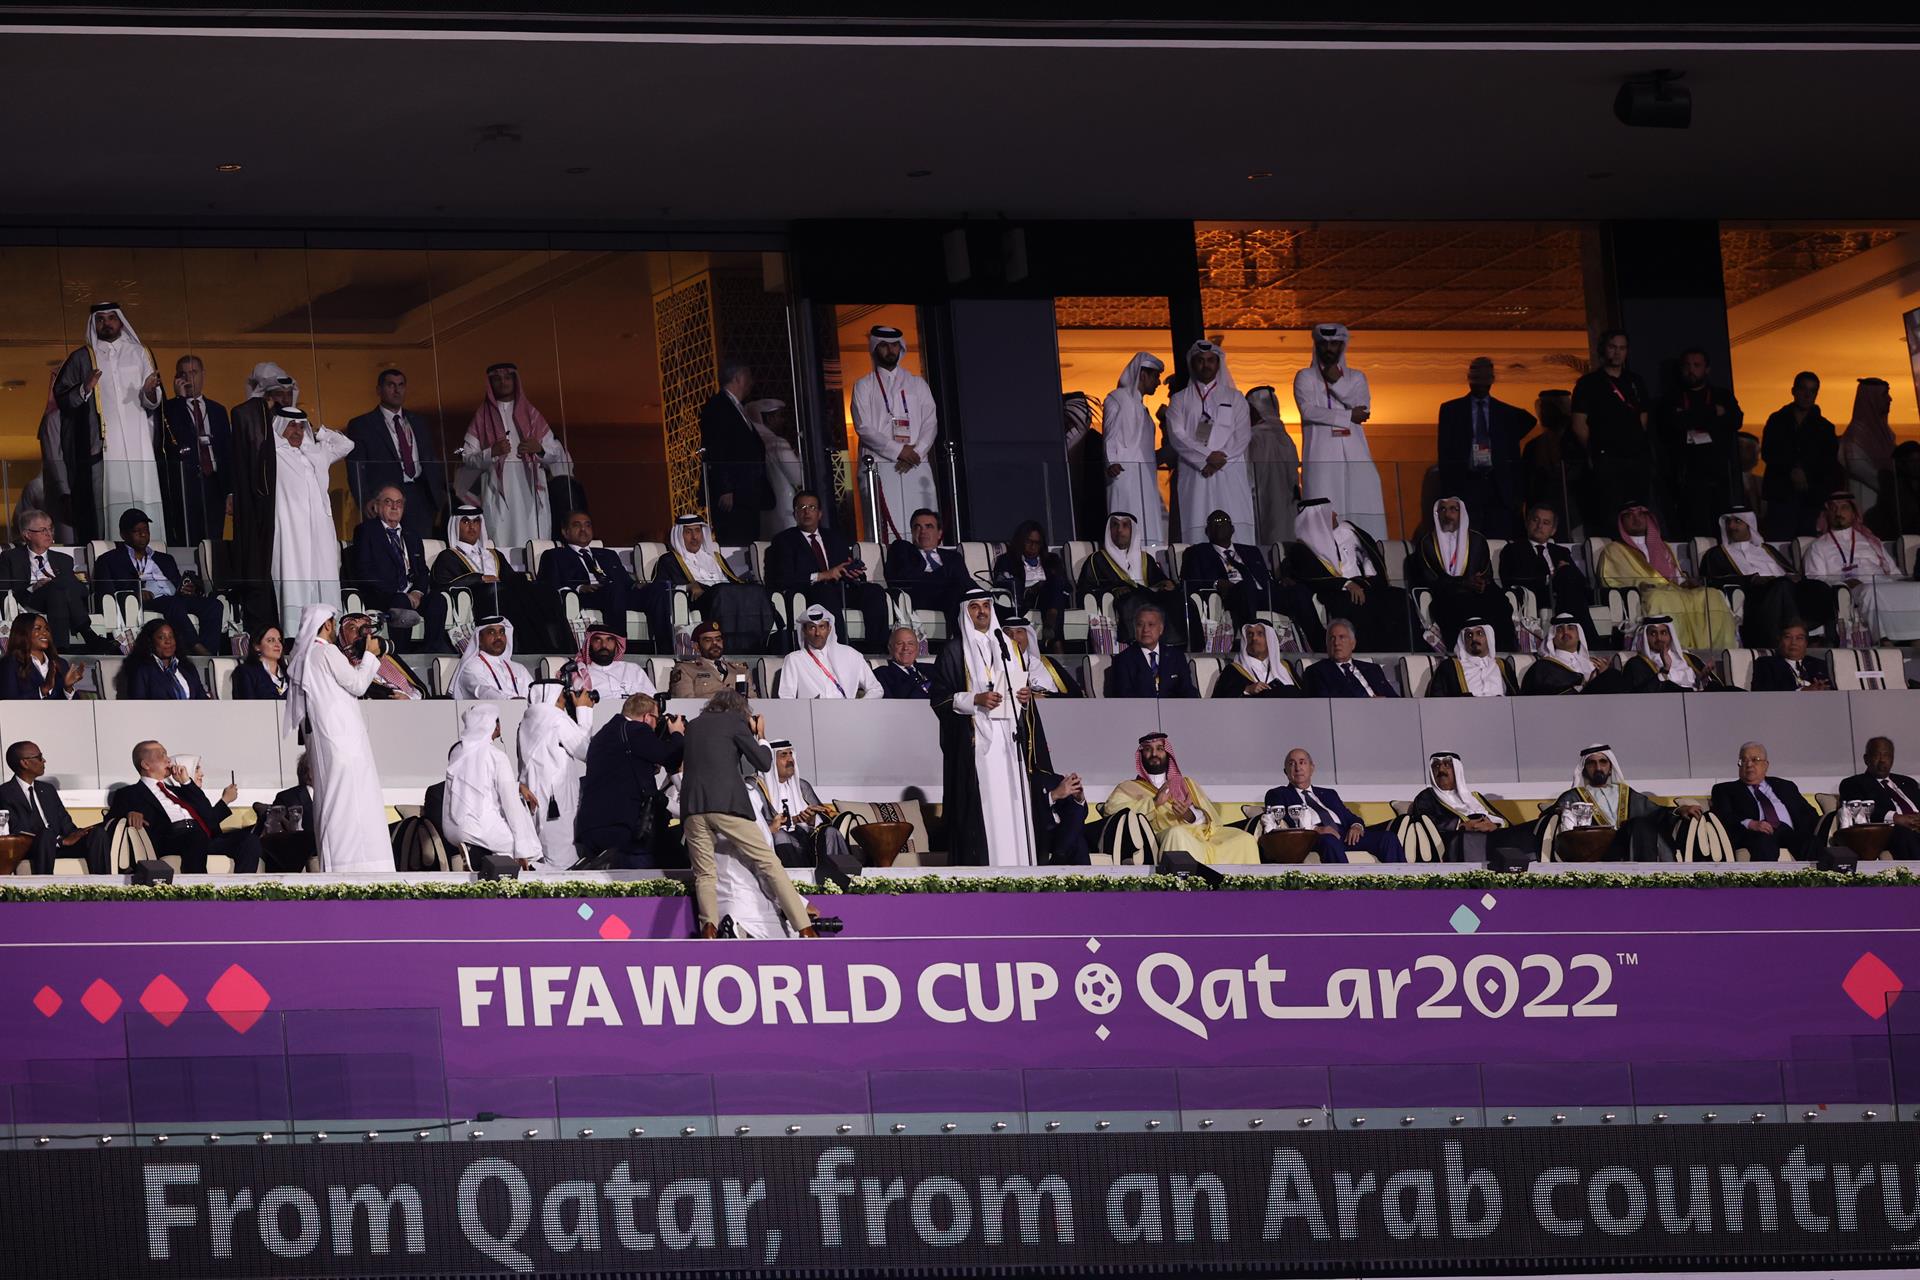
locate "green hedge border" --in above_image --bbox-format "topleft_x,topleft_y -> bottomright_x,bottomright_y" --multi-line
0,868 -> 1914,903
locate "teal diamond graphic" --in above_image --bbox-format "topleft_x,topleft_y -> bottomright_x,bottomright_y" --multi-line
577,904 -> 594,920
1449,906 -> 1481,934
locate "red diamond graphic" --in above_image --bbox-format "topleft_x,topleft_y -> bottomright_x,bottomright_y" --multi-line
1842,952 -> 1904,1020
598,914 -> 632,941
140,975 -> 189,1028
80,979 -> 122,1024
32,986 -> 61,1018
205,964 -> 270,1033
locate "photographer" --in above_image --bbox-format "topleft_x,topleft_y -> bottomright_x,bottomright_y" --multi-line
680,691 -> 819,938
576,693 -> 684,869
518,678 -> 594,871
338,611 -> 429,699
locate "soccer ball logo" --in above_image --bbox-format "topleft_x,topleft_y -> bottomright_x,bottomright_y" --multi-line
1074,963 -> 1123,1015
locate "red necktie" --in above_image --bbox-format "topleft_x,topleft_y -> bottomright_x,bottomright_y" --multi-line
161,784 -> 213,837
392,413 -> 417,479
809,533 -> 828,571
191,400 -> 215,475
1751,785 -> 1786,827
1881,778 -> 1914,814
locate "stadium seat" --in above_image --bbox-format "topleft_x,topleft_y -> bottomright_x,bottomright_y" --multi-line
856,541 -> 887,586
1399,654 -> 1436,697
211,656 -> 240,699
1083,653 -> 1112,697
1189,655 -> 1222,696
1724,647 -> 1759,690
760,654 -> 786,697
1382,541 -> 1409,583
1825,646 -> 1907,691
1391,811 -> 1446,863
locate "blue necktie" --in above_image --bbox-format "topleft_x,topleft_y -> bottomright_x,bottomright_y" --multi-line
1472,400 -> 1490,462
162,661 -> 185,700
1149,651 -> 1160,690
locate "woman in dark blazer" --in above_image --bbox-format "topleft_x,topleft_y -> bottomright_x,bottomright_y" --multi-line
229,624 -> 289,700
991,520 -> 1073,650
0,612 -> 85,700
115,620 -> 210,700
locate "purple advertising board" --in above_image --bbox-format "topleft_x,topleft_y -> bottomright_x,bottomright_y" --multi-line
3,887 -> 1915,1123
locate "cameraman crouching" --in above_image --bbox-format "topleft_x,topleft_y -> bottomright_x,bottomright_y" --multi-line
576,694 -> 684,869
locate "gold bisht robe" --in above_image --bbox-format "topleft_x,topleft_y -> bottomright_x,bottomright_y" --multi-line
1103,775 -> 1260,865
1596,541 -> 1735,649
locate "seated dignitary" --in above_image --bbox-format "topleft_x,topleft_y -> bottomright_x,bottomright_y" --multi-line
991,519 -> 1073,649
1598,500 -> 1736,649
1213,620 -> 1302,698
1803,490 -> 1920,642
1,507 -> 100,651
1104,732 -> 1259,864
1425,618 -> 1518,697
1181,508 -> 1321,643
229,625 -> 288,700
1287,497 -> 1414,651
537,509 -> 669,653
92,508 -> 225,654
1406,495 -> 1517,650
576,693 -> 685,869
1750,620 -> 1833,691
654,513 -> 778,653
1005,613 -> 1083,697
1709,741 -> 1819,861
518,678 -> 594,871
260,752 -> 316,874
1839,736 -> 1920,860
1,739 -> 107,874
1301,618 -> 1399,697
347,486 -> 447,653
115,620 -> 210,700
566,623 -> 655,704
106,740 -> 262,873
885,507 -> 972,622
779,604 -> 882,699
0,611 -> 86,701
763,489 -> 889,651
666,618 -> 757,700
441,704 -> 540,868
1078,511 -> 1187,647
750,737 -> 856,869
1408,751 -> 1534,864
1103,604 -> 1199,698
1263,747 -> 1406,864
449,616 -> 536,700
874,624 -> 934,698
1619,615 -> 1726,693
1521,612 -> 1625,694
1498,503 -> 1597,641
1554,744 -> 1702,861
430,505 -> 547,647
1699,506 -> 1835,647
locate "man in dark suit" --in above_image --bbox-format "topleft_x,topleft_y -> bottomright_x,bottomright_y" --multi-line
763,489 -> 889,651
679,693 -> 815,938
1437,357 -> 1534,539
1,508 -> 100,651
576,693 -> 685,868
1264,747 -> 1405,864
535,509 -> 668,654
875,624 -> 935,698
1179,509 -> 1322,645
348,486 -> 448,653
1302,619 -> 1399,697
105,739 -> 262,873
698,358 -> 769,547
1750,622 -> 1833,692
2,740 -> 107,874
1103,605 -> 1198,698
91,508 -> 226,654
345,368 -> 445,541
1656,348 -> 1743,539
259,752 -> 316,873
1495,503 -> 1597,642
1709,741 -> 1819,862
158,354 -> 232,548
1839,736 -> 1920,860
885,508 -> 972,620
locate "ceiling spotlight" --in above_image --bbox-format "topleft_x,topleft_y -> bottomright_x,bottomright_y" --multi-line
1246,170 -> 1273,181
906,169 -> 933,179
214,163 -> 243,173
1614,70 -> 1690,129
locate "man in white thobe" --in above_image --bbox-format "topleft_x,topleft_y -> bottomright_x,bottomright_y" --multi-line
778,604 -> 882,699
745,399 -> 804,537
54,302 -> 167,544
930,588 -> 1037,867
568,625 -> 656,704
442,703 -> 541,867
849,324 -> 938,543
459,362 -> 573,548
518,679 -> 593,871
1100,352 -> 1167,547
1294,323 -> 1388,539
451,616 -> 536,700
1165,340 -> 1254,543
1803,490 -> 1920,641
270,406 -> 356,635
284,604 -> 390,872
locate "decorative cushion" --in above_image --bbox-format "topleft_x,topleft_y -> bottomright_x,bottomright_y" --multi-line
1096,810 -> 1156,865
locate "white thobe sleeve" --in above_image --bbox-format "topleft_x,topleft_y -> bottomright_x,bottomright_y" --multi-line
909,376 -> 938,453
853,659 -> 883,699
1802,542 -> 1842,578
458,429 -> 491,469
1293,367 -> 1346,434
326,647 -> 381,698
560,706 -> 593,760
850,377 -> 901,463
1164,394 -> 1215,471
539,431 -> 574,477
777,662 -> 804,698
494,755 -> 541,862
1212,396 -> 1252,461
1100,391 -> 1143,462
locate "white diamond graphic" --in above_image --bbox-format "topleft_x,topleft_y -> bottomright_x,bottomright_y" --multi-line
1481,893 -> 1497,909
1482,978 -> 1498,994
1095,1025 -> 1110,1041
1085,937 -> 1102,953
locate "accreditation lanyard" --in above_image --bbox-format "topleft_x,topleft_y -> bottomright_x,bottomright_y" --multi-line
805,648 -> 846,697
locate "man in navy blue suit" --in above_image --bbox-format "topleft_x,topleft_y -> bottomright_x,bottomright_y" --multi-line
535,509 -> 669,652
91,508 -> 226,654
158,354 -> 232,548
884,508 -> 972,620
874,624 -> 935,698
1102,605 -> 1198,698
1179,508 -> 1324,646
1263,747 -> 1405,864
1301,619 -> 1400,697
348,486 -> 448,653
763,489 -> 889,651
1436,357 -> 1534,539
346,368 -> 446,542
576,693 -> 686,868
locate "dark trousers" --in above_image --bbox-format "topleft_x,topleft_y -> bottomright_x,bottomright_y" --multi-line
368,588 -> 450,654
1312,825 -> 1406,865
18,581 -> 94,650
773,821 -> 858,869
1429,584 -> 1518,651
147,593 -> 226,653
1728,823 -> 1798,863
561,577 -> 676,654
579,814 -> 683,870
27,826 -> 109,875
1044,797 -> 1091,866
1457,470 -> 1517,540
153,820 -> 262,874
711,499 -> 761,548
799,581 -> 891,652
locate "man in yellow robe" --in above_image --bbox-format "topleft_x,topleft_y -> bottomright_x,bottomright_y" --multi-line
1596,500 -> 1735,649
1103,732 -> 1259,864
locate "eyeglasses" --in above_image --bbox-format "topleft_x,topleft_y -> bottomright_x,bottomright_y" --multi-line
17,752 -> 43,762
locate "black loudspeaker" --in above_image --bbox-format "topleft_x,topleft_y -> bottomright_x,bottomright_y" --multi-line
1156,848 -> 1225,889
815,848 -> 862,892
1613,72 -> 1690,129
475,854 -> 521,882
130,859 -> 174,886
1816,845 -> 1860,874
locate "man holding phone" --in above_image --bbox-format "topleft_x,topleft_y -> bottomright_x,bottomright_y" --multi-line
107,740 -> 262,873
160,354 -> 232,547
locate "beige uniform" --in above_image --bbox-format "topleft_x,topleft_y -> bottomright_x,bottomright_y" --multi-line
667,657 -> 757,702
